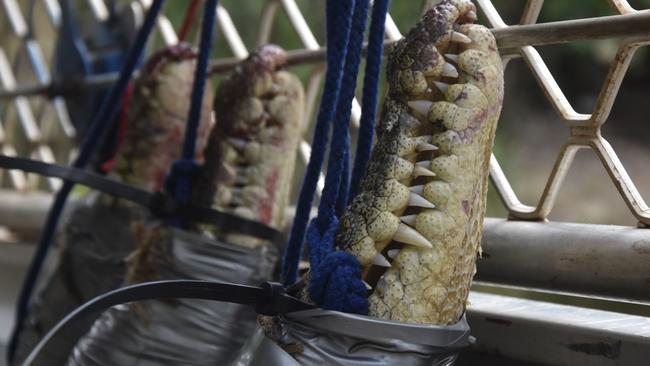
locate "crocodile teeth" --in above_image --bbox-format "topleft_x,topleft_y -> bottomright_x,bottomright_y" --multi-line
393,223 -> 433,248
444,54 -> 459,62
409,185 -> 424,195
387,249 -> 400,259
234,174 -> 248,185
466,10 -> 478,21
373,253 -> 392,267
363,281 -> 373,290
416,161 -> 431,168
233,206 -> 255,219
400,214 -> 418,227
407,100 -> 433,116
451,31 -> 472,44
409,192 -> 436,209
441,63 -> 459,78
413,165 -> 436,177
434,81 -> 449,93
228,137 -> 248,150
417,142 -> 439,152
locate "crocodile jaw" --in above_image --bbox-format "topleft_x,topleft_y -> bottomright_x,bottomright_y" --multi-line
335,0 -> 504,325
194,45 -> 304,248
114,44 -> 213,193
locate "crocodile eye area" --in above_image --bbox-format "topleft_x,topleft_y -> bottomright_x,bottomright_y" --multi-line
334,0 -> 504,325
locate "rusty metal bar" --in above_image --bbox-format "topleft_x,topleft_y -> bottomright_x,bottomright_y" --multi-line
466,291 -> 650,366
493,10 -> 650,50
3,12 -> 650,98
476,218 -> 650,303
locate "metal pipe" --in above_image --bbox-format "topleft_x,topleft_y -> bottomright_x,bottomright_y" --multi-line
3,11 -> 650,99
476,218 -> 650,303
0,189 -> 78,238
466,291 -> 650,366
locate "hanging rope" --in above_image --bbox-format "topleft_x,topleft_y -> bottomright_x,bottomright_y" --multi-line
7,1 -> 166,362
307,0 -> 370,315
99,81 -> 134,173
281,0 -> 356,287
282,0 -> 390,314
350,0 -> 391,199
177,0 -> 202,43
164,0 -> 218,227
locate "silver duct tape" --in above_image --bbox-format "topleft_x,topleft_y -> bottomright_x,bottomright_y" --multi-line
235,309 -> 470,366
14,194 -> 145,366
67,228 -> 278,366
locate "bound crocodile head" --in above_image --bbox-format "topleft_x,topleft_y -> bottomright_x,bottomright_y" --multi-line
335,0 -> 504,325
194,44 -> 304,247
113,43 -> 213,193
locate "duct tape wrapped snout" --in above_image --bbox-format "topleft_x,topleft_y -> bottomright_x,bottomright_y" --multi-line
235,309 -> 470,366
67,227 -> 278,366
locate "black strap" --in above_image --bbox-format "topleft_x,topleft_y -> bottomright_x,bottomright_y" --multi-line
0,155 -> 284,243
22,280 -> 313,366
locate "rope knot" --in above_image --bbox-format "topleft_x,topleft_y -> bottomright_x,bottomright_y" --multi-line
164,159 -> 198,202
306,217 -> 368,315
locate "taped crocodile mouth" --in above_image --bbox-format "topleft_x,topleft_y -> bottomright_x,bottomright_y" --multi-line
362,7 -> 483,293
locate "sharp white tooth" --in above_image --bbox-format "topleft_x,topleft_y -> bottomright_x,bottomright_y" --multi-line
413,165 -> 436,177
416,161 -> 430,168
376,277 -> 387,292
451,31 -> 472,44
417,142 -> 439,152
363,281 -> 372,290
441,63 -> 459,78
235,174 -> 248,185
409,192 -> 436,209
407,100 -> 433,116
400,214 -> 418,227
409,185 -> 424,195
373,254 -> 391,267
387,249 -> 400,259
466,10 -> 478,21
228,138 -> 248,150
394,223 -> 433,248
434,81 -> 449,93
444,54 -> 459,62
233,206 -> 255,219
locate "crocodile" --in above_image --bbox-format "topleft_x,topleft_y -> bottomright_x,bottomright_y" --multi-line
113,43 -> 213,194
13,43 -> 213,366
335,0 -> 504,325
193,44 -> 304,247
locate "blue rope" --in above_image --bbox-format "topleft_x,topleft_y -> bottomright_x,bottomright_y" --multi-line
350,0 -> 390,199
6,1 -> 166,362
316,0 -> 369,227
281,0 -> 356,286
306,0 -> 370,315
165,0 -> 218,224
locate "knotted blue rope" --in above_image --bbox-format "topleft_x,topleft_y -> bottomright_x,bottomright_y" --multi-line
7,1 -> 166,362
350,0 -> 391,199
306,0 -> 370,314
282,0 -> 357,286
165,0 -> 218,226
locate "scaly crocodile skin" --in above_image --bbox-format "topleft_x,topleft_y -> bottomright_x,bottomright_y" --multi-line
114,43 -> 213,193
336,0 -> 503,325
193,44 -> 304,247
11,45 -> 214,366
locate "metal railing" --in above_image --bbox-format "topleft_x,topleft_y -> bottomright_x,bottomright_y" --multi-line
1,1 -> 650,365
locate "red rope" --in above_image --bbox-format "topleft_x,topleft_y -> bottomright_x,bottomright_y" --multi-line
178,0 -> 202,43
100,81 -> 134,173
